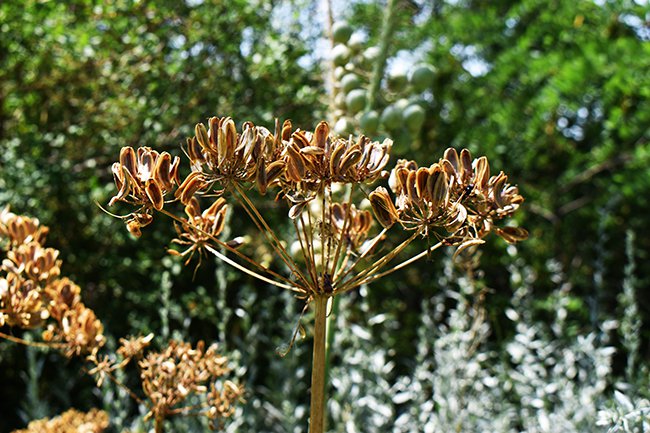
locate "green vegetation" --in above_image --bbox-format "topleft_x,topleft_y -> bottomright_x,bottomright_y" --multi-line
1,0 -> 649,431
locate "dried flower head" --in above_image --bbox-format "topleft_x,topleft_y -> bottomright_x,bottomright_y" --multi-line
169,197 -> 228,264
0,207 -> 49,248
117,333 -> 154,360
0,273 -> 47,328
330,202 -> 373,251
43,302 -> 105,357
3,242 -> 61,284
139,340 -> 237,424
12,408 -> 109,433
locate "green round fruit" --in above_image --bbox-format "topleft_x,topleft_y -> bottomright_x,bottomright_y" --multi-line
394,98 -> 410,110
341,73 -> 362,93
334,92 -> 347,110
348,32 -> 364,52
332,21 -> 353,44
345,89 -> 367,114
410,64 -> 435,92
359,110 -> 380,134
332,44 -> 351,67
362,46 -> 380,65
334,66 -> 346,81
334,117 -> 354,136
403,104 -> 426,132
381,105 -> 402,130
388,70 -> 408,92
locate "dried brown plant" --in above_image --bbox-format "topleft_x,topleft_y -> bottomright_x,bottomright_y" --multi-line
11,408 -> 109,433
108,115 -> 527,433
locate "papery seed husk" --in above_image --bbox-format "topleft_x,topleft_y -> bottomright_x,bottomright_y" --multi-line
292,131 -> 310,149
406,171 -> 418,203
443,148 -> 459,172
496,226 -> 529,243
127,220 -> 142,237
176,172 -> 204,204
119,147 -> 137,177
415,167 -> 429,200
431,170 -> 448,208
329,143 -> 346,177
369,187 -> 398,228
445,203 -> 467,233
313,121 -> 329,149
265,160 -> 286,185
139,149 -> 155,177
257,157 -> 268,194
287,144 -> 306,178
205,197 -> 227,218
300,146 -> 326,156
453,238 -> 485,261
185,197 -> 201,219
281,120 -> 293,141
212,211 -> 226,236
153,152 -> 173,190
145,180 -> 164,210
289,202 -> 308,220
337,148 -> 362,177
195,123 -> 210,150
474,156 -> 490,189
460,148 -> 473,182
170,156 -> 181,185
440,159 -> 456,179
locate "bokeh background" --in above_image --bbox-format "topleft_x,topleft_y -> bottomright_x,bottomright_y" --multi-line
1,0 -> 649,432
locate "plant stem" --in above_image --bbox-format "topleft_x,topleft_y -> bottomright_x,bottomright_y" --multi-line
366,0 -> 399,111
310,295 -> 328,433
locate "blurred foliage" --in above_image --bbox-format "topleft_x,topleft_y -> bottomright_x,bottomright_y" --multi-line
1,0 -> 649,431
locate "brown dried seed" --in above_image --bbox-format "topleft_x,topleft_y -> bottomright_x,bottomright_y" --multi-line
204,197 -> 227,218
337,148 -> 362,176
329,143 -> 346,177
185,197 -> 201,219
460,148 -> 473,182
474,156 -> 490,189
431,171 -> 448,208
369,187 -> 399,229
313,121 -> 329,149
195,123 -> 210,150
281,119 -> 293,141
145,180 -> 164,210
153,153 -> 173,190
445,203 -> 467,233
265,160 -> 285,185
289,201 -> 308,220
415,167 -> 429,200
257,158 -> 268,195
406,171 -> 418,203
292,131 -> 310,149
495,226 -> 529,243
176,172 -> 205,204
119,146 -> 137,176
443,148 -> 459,171
300,146 -> 326,156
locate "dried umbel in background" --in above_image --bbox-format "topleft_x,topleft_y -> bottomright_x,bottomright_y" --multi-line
108,115 -> 527,433
11,408 -> 109,433
0,209 -> 242,433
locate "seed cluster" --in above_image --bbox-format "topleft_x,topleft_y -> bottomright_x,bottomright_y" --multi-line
109,116 -> 526,297
0,207 -> 105,356
139,340 -> 243,428
12,408 -> 109,433
370,148 -> 528,244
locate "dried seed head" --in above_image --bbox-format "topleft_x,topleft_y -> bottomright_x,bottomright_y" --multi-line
369,187 -> 399,229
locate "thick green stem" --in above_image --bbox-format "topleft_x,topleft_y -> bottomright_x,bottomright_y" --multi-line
310,295 -> 328,433
366,0 -> 399,111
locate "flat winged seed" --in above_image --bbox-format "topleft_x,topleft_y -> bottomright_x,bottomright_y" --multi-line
213,211 -> 227,235
204,197 -> 227,218
369,187 -> 398,228
287,144 -> 306,178
265,160 -> 286,185
300,146 -> 326,156
195,123 -> 210,150
415,168 -> 429,200
329,143 -> 346,177
223,118 -> 237,160
460,148 -> 473,181
257,158 -> 268,194
496,226 -> 529,243
431,171 -> 448,207
281,120 -> 293,141
176,171 -> 204,204
453,239 -> 486,261
170,156 -> 181,184
446,203 -> 467,233
185,197 -> 201,219
406,171 -> 418,203
292,131 -> 310,149
119,146 -> 137,176
145,180 -> 164,210
474,156 -> 490,189
493,174 -> 508,208
440,159 -> 456,178
139,150 -> 155,178
289,201 -> 308,220
313,121 -> 329,148
153,153 -> 173,190
337,148 -> 362,176
443,148 -> 459,171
